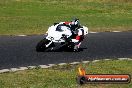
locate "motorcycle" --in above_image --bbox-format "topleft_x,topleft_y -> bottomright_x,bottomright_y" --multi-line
36,23 -> 88,52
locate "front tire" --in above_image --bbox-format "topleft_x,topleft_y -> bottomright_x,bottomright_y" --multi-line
36,38 -> 51,52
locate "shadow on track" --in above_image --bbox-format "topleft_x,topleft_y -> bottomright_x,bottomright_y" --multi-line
36,46 -> 87,52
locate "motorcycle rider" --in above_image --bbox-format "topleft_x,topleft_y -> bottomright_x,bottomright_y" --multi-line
63,18 -> 86,51
54,18 -> 80,33
54,18 -> 87,51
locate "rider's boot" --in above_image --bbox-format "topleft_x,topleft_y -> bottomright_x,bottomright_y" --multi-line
74,45 -> 79,52
74,42 -> 81,52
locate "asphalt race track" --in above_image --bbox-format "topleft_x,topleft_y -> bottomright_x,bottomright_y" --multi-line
0,32 -> 132,69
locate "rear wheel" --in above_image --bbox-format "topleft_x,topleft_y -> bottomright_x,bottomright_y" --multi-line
36,38 -> 51,52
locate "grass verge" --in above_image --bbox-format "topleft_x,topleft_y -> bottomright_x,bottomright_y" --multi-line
0,0 -> 132,35
0,59 -> 132,88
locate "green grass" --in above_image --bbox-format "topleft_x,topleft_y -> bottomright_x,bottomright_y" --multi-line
0,59 -> 132,88
0,0 -> 132,35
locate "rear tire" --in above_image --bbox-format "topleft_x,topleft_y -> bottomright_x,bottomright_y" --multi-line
36,38 -> 51,52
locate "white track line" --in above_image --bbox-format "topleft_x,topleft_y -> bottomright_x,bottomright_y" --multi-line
89,32 -> 99,33
70,62 -> 80,65
58,63 -> 67,66
92,60 -> 100,62
82,61 -> 90,64
0,58 -> 132,73
17,35 -> 27,36
118,58 -> 131,60
0,69 -> 10,73
10,67 -> 28,72
112,31 -> 121,32
48,64 -> 56,67
104,59 -> 111,61
39,65 -> 51,68
28,66 -> 36,69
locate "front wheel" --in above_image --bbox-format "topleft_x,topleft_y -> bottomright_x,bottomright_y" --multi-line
36,38 -> 51,52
